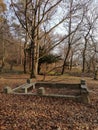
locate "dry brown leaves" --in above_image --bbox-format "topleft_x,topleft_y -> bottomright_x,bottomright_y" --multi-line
0,74 -> 98,130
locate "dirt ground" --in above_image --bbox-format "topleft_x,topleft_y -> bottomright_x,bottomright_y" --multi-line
0,74 -> 98,130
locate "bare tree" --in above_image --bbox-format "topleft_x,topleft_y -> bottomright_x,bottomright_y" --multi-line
61,0 -> 86,74
80,5 -> 98,72
11,0 -> 78,78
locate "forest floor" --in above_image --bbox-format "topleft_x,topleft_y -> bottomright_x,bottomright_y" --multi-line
0,73 -> 98,130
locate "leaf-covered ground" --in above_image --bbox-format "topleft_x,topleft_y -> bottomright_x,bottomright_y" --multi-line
0,74 -> 98,130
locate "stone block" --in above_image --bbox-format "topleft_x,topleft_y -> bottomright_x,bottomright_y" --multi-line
27,79 -> 32,84
81,94 -> 90,104
3,87 -> 12,94
80,85 -> 89,93
80,79 -> 86,85
21,88 -> 27,93
37,87 -> 45,95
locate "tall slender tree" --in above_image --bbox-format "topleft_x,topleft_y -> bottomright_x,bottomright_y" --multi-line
10,0 -> 69,78
61,0 -> 87,74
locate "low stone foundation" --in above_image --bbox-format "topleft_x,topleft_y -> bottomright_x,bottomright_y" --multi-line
3,79 -> 90,104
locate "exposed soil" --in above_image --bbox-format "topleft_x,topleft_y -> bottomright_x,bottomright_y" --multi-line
0,74 -> 98,130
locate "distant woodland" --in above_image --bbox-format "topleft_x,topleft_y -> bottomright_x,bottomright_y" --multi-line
0,0 -> 98,78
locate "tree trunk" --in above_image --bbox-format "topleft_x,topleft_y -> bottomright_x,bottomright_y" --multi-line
20,41 -> 23,65
38,63 -> 41,75
23,38 -> 27,73
61,45 -> 71,74
23,48 -> 27,73
69,51 -> 73,71
82,53 -> 85,73
61,0 -> 73,75
30,39 -> 36,78
82,37 -> 87,73
1,40 -> 5,69
30,0 -> 40,78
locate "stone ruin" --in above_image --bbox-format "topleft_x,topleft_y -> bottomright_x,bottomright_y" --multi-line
3,79 -> 90,104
